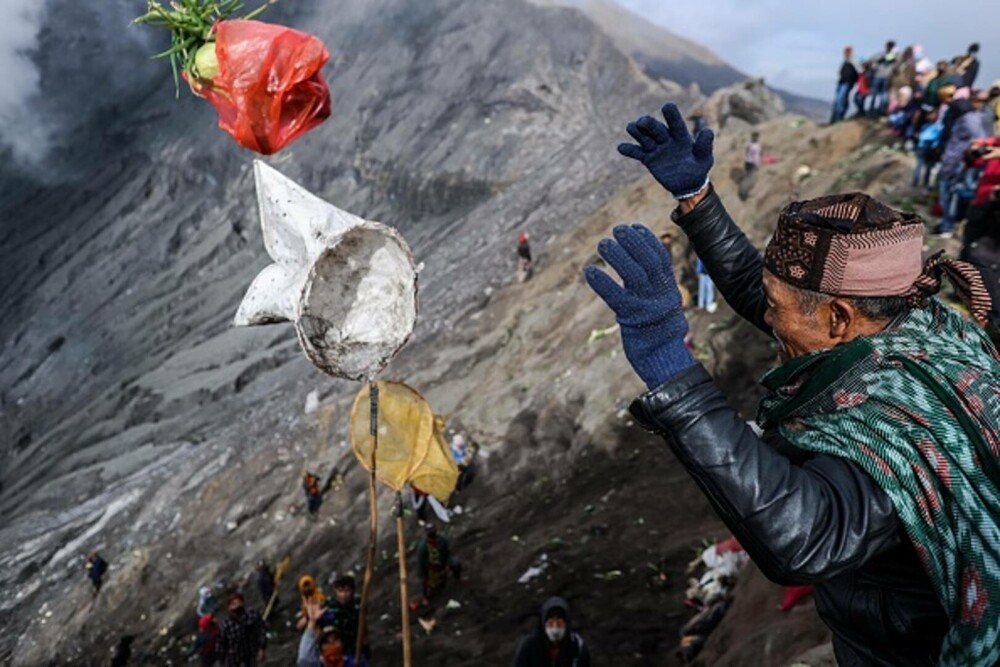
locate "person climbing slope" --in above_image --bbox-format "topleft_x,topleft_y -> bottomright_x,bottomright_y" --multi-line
84,552 -> 108,595
586,101 -> 1000,666
302,471 -> 322,517
188,614 -> 220,666
416,524 -> 461,603
517,233 -> 534,283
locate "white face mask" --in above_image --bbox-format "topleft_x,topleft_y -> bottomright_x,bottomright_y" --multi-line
545,626 -> 566,643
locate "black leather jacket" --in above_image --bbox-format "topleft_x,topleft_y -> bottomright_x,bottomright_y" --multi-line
629,189 -> 948,666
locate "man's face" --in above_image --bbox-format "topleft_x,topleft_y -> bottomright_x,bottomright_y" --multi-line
229,600 -> 244,616
762,271 -> 835,361
334,586 -> 353,604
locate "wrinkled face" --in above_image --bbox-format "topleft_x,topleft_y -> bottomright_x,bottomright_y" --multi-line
762,271 -> 833,361
334,586 -> 353,604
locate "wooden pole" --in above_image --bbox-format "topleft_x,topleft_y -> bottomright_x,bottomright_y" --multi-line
396,491 -> 412,666
356,381 -> 379,662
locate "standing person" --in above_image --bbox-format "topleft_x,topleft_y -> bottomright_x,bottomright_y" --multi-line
913,44 -> 934,86
695,257 -> 717,313
870,40 -> 897,115
326,575 -> 365,663
302,471 -> 322,517
217,593 -> 267,667
926,60 -> 955,107
84,552 -> 107,595
739,131 -> 762,201
256,561 -> 276,607
935,96 -> 989,237
517,233 -> 533,283
512,597 -> 591,667
593,101 -> 1000,665
890,46 -> 917,112
960,43 -> 981,89
189,614 -> 221,666
853,61 -> 873,117
831,47 -> 858,123
416,525 -> 461,603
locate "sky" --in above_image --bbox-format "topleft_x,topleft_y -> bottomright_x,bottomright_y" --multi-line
614,0 -> 1000,100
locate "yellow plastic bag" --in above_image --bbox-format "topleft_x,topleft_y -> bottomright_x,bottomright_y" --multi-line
350,382 -> 458,501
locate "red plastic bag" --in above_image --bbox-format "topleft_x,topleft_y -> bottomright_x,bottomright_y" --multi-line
192,20 -> 331,155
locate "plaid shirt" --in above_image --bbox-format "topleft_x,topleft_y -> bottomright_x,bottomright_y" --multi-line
217,609 -> 267,667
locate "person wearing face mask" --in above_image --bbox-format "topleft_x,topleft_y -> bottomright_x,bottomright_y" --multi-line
585,101 -> 1000,667
216,592 -> 267,667
512,597 -> 590,667
297,597 -> 368,667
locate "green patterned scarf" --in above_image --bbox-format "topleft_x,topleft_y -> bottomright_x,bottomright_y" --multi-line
757,299 -> 1000,666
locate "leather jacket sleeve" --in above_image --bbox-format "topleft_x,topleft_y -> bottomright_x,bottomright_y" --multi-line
671,188 -> 772,336
630,364 -> 902,585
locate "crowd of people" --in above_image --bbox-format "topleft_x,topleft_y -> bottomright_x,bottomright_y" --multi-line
830,40 -> 1000,247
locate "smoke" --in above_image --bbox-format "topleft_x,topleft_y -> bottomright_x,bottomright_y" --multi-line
0,0 -> 49,162
0,0 -> 164,169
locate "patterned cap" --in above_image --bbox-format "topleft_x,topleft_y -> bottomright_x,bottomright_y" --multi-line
764,192 -> 924,296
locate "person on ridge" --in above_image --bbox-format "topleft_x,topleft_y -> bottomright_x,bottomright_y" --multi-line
830,46 -> 858,123
870,40 -> 898,115
84,552 -> 108,595
216,592 -> 267,667
585,101 -> 1000,666
512,596 -> 591,667
960,43 -> 981,89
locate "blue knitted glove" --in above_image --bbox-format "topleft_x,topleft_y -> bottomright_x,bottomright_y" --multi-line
584,224 -> 694,389
617,102 -> 715,200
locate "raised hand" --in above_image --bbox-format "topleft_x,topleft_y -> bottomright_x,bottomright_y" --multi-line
618,102 -> 714,200
584,224 -> 695,389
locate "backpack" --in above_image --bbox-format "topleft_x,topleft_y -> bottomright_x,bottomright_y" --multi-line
918,121 -> 944,150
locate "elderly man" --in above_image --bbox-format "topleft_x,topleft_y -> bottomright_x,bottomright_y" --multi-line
585,102 -> 1000,667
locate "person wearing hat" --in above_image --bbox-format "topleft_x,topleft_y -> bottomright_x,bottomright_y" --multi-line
296,574 -> 328,631
216,592 -> 267,667
512,596 -> 591,667
587,101 -> 1000,666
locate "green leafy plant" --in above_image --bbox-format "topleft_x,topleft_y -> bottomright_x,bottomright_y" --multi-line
134,0 -> 273,94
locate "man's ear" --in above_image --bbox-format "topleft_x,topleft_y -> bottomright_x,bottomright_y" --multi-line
828,298 -> 855,339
